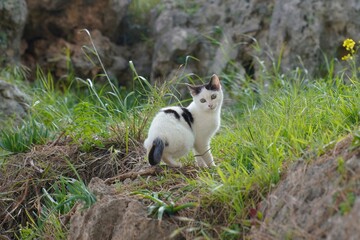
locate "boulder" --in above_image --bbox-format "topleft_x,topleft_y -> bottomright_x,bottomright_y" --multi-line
19,0 -> 360,85
22,0 -> 131,84
0,79 -> 30,127
150,0 -> 360,81
250,136 -> 360,239
69,178 -> 179,240
267,0 -> 360,76
0,0 -> 27,66
150,0 -> 275,81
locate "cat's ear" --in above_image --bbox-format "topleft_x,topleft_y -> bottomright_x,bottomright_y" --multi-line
186,83 -> 201,96
207,74 -> 221,91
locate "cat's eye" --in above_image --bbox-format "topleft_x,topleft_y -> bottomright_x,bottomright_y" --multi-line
211,94 -> 217,99
200,98 -> 206,103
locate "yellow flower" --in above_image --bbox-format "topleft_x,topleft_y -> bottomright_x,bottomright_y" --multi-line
341,38 -> 357,61
343,38 -> 356,52
342,53 -> 353,61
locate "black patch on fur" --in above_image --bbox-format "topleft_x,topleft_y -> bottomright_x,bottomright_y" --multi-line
163,109 -> 180,119
205,83 -> 218,91
148,137 -> 164,166
205,75 -> 221,91
205,81 -> 220,91
189,85 -> 203,95
181,107 -> 194,128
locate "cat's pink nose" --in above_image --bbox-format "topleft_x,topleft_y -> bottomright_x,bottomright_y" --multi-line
209,104 -> 214,109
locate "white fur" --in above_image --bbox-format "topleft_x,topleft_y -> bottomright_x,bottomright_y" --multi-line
144,107 -> 194,167
189,87 -> 223,167
144,78 -> 223,167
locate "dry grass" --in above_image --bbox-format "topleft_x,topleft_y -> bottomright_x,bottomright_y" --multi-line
0,137 -> 146,236
249,134 -> 360,239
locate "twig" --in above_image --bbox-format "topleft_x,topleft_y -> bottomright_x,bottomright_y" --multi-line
50,131 -> 66,147
0,180 -> 30,227
104,167 -> 164,185
61,202 -> 79,226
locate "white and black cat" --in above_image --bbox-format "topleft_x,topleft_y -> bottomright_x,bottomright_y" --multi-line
144,74 -> 223,167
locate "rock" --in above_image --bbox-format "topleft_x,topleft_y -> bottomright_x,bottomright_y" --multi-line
0,0 -> 27,66
151,26 -> 200,80
18,0 -> 360,85
22,0 -> 131,84
150,0 -> 360,81
25,0 -> 129,41
150,0 -> 274,81
69,178 -> 179,240
267,0 -> 360,76
0,79 -> 30,127
249,136 -> 360,239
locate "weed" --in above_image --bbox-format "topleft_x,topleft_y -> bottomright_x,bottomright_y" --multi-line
0,119 -> 49,153
333,190 -> 356,216
352,129 -> 360,148
339,192 -> 356,215
33,161 -> 96,238
132,189 -> 197,220
42,176 -> 96,214
128,0 -> 161,20
337,157 -> 346,177
66,101 -> 109,151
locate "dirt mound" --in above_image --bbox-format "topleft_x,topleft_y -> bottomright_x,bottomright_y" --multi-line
250,135 -> 360,239
0,139 -> 145,237
69,177 -> 181,240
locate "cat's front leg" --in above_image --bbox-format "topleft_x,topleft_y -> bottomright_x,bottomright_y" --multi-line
193,149 -> 208,167
194,145 -> 216,167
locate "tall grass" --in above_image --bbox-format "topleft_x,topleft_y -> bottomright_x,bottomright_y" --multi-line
18,163 -> 97,239
0,119 -> 49,153
196,65 -> 360,235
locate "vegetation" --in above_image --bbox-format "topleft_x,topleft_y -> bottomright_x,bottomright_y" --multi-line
0,35 -> 359,239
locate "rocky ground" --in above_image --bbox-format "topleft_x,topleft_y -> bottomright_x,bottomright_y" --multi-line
250,134 -> 360,239
2,0 -> 360,84
68,133 -> 360,240
2,133 -> 359,239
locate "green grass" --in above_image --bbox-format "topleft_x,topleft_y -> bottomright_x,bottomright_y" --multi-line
1,33 -> 360,239
16,162 -> 97,239
0,119 -> 50,153
132,189 -> 198,220
194,68 -> 360,234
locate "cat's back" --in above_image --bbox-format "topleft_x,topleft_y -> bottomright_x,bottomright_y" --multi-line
144,106 -> 194,148
150,106 -> 193,129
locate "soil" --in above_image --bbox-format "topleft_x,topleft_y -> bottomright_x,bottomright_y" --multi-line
1,134 -> 360,239
249,135 -> 360,239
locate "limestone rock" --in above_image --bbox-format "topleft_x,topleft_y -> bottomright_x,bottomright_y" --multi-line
22,0 -> 130,83
267,0 -> 360,76
0,0 -> 27,66
250,136 -> 360,239
25,0 -> 128,41
150,0 -> 360,81
69,178 -> 179,240
150,0 -> 274,81
19,0 -> 360,84
0,79 -> 30,127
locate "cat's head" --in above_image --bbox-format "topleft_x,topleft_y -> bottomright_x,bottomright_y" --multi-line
186,74 -> 223,112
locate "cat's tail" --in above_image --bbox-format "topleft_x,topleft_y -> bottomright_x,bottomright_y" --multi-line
148,137 -> 164,165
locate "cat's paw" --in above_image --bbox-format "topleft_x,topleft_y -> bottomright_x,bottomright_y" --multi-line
166,162 -> 183,168
196,159 -> 208,168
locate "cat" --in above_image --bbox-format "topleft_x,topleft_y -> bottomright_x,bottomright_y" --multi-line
144,74 -> 223,168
